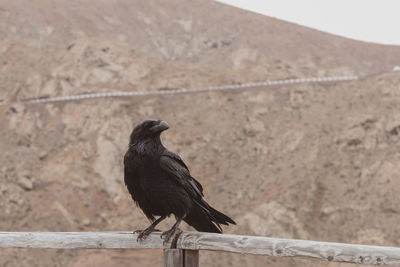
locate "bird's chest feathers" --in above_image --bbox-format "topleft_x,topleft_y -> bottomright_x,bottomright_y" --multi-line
129,140 -> 165,185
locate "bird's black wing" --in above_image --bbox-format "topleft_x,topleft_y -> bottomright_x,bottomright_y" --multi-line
160,150 -> 235,230
159,150 -> 204,198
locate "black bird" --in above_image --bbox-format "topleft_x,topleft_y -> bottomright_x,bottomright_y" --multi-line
124,119 -> 236,242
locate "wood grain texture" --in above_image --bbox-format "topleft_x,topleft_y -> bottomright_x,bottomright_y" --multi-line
163,249 -> 183,267
1,231 -> 400,265
178,232 -> 400,265
184,249 -> 199,267
163,248 -> 199,267
0,232 -> 167,249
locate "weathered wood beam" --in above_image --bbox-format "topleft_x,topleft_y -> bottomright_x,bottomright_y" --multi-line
1,231 -> 400,265
177,232 -> 400,265
0,232 -> 166,249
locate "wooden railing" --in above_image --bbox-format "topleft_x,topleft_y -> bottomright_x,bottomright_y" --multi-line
1,231 -> 400,266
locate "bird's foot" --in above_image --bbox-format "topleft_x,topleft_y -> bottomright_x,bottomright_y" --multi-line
161,227 -> 182,244
133,228 -> 161,241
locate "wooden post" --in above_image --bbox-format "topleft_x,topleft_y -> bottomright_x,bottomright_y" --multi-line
163,249 -> 199,267
184,249 -> 199,267
164,249 -> 183,267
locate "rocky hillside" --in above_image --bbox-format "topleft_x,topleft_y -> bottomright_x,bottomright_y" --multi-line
1,0 -> 400,266
2,0 -> 400,102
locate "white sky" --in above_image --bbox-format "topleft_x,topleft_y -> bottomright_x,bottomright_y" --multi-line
217,0 -> 400,45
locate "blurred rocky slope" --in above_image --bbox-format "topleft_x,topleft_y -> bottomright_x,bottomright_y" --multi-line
1,0 -> 400,266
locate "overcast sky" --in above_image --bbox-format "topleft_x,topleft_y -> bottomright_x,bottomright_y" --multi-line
217,0 -> 400,45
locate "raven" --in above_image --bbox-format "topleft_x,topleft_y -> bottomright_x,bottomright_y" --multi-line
124,119 -> 236,242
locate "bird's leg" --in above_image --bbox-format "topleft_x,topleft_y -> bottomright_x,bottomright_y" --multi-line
134,215 -> 166,241
160,218 -> 183,243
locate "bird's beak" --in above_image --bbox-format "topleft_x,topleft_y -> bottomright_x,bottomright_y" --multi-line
150,120 -> 170,133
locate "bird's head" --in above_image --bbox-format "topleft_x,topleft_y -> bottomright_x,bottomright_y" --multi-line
129,119 -> 170,143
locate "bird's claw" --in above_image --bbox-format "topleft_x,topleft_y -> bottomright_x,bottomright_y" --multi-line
161,228 -> 182,244
133,228 -> 161,241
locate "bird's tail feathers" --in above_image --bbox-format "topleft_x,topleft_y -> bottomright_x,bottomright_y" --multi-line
184,199 -> 236,233
207,205 -> 236,225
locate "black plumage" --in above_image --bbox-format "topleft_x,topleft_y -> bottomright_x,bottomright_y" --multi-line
124,119 -> 236,241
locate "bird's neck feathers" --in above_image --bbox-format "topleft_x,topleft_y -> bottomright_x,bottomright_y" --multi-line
130,135 -> 164,156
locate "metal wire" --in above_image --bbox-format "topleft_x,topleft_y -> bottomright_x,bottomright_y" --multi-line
1,75 -> 358,105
